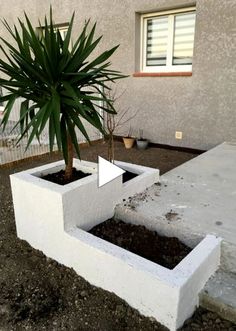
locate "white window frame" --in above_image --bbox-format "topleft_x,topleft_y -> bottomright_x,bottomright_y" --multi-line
141,7 -> 196,73
38,25 -> 68,40
37,24 -> 71,51
55,26 -> 68,40
54,26 -> 72,50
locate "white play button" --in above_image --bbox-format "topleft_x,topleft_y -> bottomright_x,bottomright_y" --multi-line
98,156 -> 125,187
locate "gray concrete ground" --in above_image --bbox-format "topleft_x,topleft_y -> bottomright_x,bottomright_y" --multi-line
116,142 -> 236,272
200,270 -> 236,323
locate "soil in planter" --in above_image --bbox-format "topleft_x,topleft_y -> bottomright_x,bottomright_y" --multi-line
89,219 -> 191,269
42,167 -> 91,185
122,170 -> 138,183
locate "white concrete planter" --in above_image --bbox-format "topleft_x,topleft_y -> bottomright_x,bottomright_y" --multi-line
63,231 -> 221,331
10,159 -> 221,331
10,159 -> 159,233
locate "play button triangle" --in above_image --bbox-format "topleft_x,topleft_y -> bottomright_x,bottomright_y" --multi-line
98,156 -> 125,187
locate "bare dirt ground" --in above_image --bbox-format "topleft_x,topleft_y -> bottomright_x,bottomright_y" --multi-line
0,141 -> 235,331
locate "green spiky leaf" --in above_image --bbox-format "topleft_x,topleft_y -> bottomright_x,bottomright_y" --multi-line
0,8 -> 128,169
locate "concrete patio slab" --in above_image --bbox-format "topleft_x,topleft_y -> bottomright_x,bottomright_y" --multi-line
115,142 -> 236,273
200,270 -> 236,324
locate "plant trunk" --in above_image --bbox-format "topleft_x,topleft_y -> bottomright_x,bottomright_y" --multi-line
64,134 -> 73,181
108,133 -> 114,163
111,134 -> 114,163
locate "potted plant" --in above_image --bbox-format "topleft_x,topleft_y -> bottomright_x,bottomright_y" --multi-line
122,126 -> 135,149
104,88 -> 138,161
0,8 -> 160,251
136,129 -> 149,150
0,9 -> 126,183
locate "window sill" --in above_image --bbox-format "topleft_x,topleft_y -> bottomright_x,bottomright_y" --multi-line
133,72 -> 192,77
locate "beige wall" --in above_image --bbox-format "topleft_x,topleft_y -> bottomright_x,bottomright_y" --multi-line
1,0 -> 236,149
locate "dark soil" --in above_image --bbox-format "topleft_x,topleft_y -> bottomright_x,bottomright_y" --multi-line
89,219 -> 191,269
42,167 -> 91,185
122,170 -> 138,183
0,141 -> 235,331
181,308 -> 236,331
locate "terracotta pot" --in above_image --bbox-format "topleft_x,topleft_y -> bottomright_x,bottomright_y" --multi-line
123,137 -> 135,149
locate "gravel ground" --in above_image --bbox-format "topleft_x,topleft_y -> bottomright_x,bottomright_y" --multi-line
0,141 -> 235,331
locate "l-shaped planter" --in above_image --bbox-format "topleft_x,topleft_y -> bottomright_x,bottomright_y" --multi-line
10,159 -> 221,331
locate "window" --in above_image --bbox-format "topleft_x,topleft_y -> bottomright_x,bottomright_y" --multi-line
55,26 -> 68,40
141,7 -> 196,73
37,25 -> 68,41
37,24 -> 70,52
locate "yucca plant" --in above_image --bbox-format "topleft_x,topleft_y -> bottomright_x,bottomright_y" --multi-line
0,9 -> 126,180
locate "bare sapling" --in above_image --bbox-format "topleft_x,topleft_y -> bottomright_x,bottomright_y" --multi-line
104,88 -> 138,162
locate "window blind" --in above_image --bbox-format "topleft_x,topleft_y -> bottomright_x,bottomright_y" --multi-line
173,12 -> 196,65
146,16 -> 168,66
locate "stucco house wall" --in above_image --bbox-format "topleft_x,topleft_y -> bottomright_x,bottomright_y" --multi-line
0,0 -> 235,150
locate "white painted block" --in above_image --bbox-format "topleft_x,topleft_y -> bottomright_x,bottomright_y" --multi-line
10,159 -> 221,330
11,159 -> 159,232
115,160 -> 160,200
